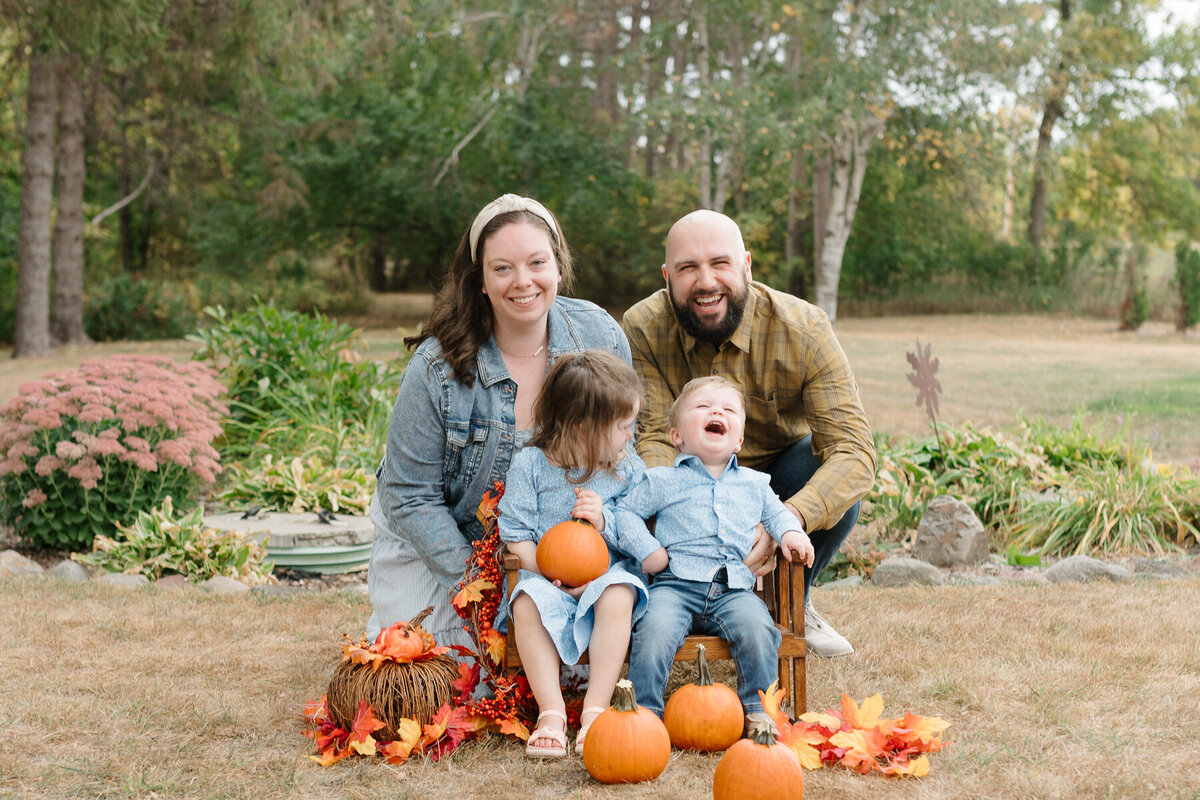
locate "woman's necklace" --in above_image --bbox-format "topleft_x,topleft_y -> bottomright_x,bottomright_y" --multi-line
496,334 -> 548,359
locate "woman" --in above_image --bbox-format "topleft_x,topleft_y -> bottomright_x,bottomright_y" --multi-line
365,194 -> 631,649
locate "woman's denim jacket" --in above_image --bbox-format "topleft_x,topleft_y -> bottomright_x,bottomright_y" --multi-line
372,297 -> 632,590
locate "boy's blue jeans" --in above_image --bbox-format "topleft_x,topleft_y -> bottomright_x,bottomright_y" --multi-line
764,435 -> 862,596
627,572 -> 782,717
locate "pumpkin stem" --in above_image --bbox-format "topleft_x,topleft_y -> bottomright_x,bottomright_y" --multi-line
407,605 -> 435,630
695,643 -> 714,686
612,679 -> 640,712
747,721 -> 777,746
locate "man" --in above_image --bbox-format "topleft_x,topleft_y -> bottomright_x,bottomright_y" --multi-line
621,209 -> 876,657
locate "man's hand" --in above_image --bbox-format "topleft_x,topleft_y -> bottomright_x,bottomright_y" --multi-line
745,523 -> 778,577
642,547 -> 669,575
572,488 -> 604,531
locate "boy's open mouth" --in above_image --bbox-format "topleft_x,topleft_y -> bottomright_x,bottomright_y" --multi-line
705,420 -> 727,435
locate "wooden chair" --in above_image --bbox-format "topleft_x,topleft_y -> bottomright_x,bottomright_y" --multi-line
501,546 -> 807,715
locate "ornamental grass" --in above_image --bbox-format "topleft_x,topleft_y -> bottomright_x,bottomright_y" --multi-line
0,355 -> 227,551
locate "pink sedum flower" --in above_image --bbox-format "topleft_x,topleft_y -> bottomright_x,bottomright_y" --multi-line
22,488 -> 48,508
35,455 -> 64,476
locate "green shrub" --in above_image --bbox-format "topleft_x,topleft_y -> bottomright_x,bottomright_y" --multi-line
0,356 -> 227,551
73,496 -> 275,585
1008,460 -> 1200,556
84,274 -> 199,341
867,417 -> 1198,557
189,303 -> 404,472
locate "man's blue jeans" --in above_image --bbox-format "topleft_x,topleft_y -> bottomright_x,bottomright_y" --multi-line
763,435 -> 861,597
627,573 -> 781,717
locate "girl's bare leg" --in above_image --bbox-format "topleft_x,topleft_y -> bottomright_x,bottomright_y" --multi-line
511,593 -> 567,751
581,585 -> 635,723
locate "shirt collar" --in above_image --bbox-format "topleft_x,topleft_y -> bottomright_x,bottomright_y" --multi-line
672,450 -> 740,478
676,282 -> 759,355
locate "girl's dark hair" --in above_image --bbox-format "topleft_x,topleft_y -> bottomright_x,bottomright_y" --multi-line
528,350 -> 643,484
404,208 -> 574,386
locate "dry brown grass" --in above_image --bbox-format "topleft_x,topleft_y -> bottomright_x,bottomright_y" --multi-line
3,575 -> 1199,799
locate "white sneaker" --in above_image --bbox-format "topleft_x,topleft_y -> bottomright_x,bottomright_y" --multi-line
804,602 -> 854,658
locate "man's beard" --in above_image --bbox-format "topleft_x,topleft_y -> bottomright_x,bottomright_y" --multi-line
668,277 -> 748,345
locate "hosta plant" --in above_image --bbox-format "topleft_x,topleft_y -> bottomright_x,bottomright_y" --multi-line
216,454 -> 374,515
73,496 -> 275,585
0,355 -> 226,551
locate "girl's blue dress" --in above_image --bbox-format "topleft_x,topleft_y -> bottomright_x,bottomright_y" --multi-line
498,444 -> 649,665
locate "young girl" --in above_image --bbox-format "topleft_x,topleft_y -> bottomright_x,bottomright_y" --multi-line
498,350 -> 647,758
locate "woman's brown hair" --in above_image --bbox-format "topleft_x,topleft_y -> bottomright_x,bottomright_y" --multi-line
528,351 -> 643,484
404,208 -> 574,386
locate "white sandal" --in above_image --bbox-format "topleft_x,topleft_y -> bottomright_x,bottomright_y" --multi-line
525,709 -> 568,758
574,705 -> 607,756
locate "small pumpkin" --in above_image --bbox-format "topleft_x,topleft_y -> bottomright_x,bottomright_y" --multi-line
712,721 -> 805,800
664,643 -> 744,751
374,607 -> 436,661
582,679 -> 672,784
535,518 -> 609,587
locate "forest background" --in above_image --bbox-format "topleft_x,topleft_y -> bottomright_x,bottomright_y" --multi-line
3,0 -> 1200,356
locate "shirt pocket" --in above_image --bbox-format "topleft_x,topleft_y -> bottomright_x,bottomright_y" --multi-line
443,422 -> 490,503
743,392 -> 785,444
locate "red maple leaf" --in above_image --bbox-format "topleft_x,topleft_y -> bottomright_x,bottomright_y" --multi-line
452,662 -> 481,701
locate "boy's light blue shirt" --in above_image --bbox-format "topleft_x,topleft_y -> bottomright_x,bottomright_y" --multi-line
608,452 -> 801,590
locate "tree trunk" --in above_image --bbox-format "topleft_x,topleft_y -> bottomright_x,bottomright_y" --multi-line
695,8 -> 714,209
784,150 -> 809,297
14,49 -> 57,359
1027,0 -> 1071,263
51,59 -> 91,346
812,150 -> 831,289
814,115 -> 882,323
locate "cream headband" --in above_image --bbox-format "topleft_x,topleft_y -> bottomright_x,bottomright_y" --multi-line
468,194 -> 562,262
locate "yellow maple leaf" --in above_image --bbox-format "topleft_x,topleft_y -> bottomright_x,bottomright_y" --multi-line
779,724 -> 824,770
840,693 -> 884,730
481,628 -> 506,664
348,734 -> 378,756
830,728 -> 888,774
797,710 -> 842,731
380,718 -> 422,764
757,680 -> 789,729
451,578 -> 496,609
895,711 -> 951,750
309,746 -> 353,767
880,754 -> 930,777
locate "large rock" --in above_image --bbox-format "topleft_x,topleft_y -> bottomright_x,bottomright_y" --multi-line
871,556 -> 945,587
202,576 -> 251,594
1133,558 -> 1188,578
48,560 -> 90,582
0,550 -> 45,578
1043,555 -> 1131,584
913,495 -> 989,567
94,572 -> 150,589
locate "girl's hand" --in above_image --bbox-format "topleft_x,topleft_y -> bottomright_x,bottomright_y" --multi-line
779,531 -> 815,568
571,488 -> 604,531
553,579 -> 588,599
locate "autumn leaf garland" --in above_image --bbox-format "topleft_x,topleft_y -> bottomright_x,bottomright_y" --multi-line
760,683 -> 951,777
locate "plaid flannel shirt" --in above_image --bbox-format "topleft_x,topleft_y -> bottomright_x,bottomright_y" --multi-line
620,281 -> 876,534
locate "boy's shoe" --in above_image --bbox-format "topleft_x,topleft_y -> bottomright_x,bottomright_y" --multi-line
804,602 -> 854,658
744,711 -> 778,738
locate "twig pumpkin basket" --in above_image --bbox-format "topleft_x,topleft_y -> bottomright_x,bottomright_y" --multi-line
325,606 -> 459,739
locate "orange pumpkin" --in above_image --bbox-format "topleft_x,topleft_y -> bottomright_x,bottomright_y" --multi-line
535,518 -> 609,587
583,679 -> 672,784
373,609 -> 434,662
712,722 -> 805,800
664,643 -> 744,751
